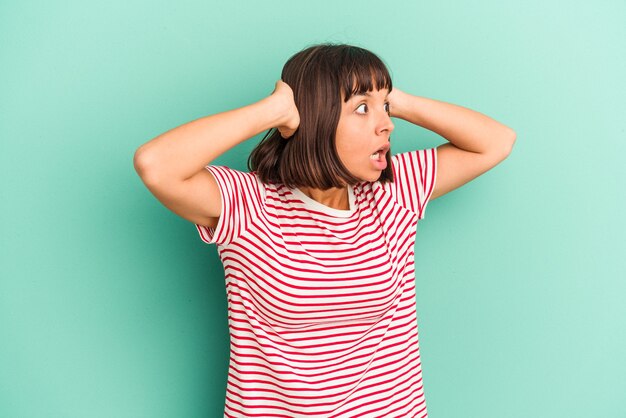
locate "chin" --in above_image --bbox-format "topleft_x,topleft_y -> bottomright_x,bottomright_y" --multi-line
359,172 -> 383,183
349,167 -> 384,183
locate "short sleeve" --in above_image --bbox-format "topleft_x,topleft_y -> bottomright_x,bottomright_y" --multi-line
195,165 -> 265,246
387,147 -> 438,219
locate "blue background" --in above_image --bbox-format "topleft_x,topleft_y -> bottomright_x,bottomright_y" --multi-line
1,1 -> 624,417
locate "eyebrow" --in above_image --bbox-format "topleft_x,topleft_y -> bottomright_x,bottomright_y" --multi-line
352,92 -> 390,99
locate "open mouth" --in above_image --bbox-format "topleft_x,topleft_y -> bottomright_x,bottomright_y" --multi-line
370,144 -> 389,161
370,151 -> 383,160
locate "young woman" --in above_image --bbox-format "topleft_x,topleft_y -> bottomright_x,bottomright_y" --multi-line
134,43 -> 516,418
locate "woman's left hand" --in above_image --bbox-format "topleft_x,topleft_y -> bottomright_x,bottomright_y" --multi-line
387,87 -> 408,120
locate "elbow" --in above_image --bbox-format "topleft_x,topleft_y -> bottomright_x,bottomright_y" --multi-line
499,128 -> 517,159
133,145 -> 160,186
133,145 -> 148,177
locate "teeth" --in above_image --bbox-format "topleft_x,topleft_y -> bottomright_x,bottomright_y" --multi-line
370,152 -> 380,160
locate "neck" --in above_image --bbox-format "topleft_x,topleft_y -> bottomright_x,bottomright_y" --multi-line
297,186 -> 350,210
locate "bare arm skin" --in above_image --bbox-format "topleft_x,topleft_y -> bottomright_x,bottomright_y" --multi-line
388,88 -> 516,201
133,80 -> 300,228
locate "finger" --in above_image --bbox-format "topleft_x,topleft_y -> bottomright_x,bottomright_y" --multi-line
280,129 -> 294,139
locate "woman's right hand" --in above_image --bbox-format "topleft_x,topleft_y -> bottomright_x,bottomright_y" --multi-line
271,80 -> 300,139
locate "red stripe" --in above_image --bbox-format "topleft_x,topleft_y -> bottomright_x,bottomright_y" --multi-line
193,150 -> 436,417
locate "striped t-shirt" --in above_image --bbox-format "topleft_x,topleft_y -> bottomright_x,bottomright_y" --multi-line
196,147 -> 437,418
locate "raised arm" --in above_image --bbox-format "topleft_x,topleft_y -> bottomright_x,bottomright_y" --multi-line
133,80 -> 299,227
388,88 -> 516,201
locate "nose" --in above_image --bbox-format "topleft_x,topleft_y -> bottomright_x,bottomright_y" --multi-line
377,111 -> 395,136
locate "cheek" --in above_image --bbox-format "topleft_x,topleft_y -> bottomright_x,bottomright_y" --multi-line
335,135 -> 362,160
336,123 -> 361,147
336,117 -> 366,157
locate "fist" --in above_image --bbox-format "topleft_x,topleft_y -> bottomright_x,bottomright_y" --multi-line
271,80 -> 300,139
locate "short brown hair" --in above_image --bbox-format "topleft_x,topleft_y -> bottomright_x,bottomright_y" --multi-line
247,43 -> 394,189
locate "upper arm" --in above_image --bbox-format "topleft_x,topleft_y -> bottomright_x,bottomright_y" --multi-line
140,167 -> 222,228
430,135 -> 516,201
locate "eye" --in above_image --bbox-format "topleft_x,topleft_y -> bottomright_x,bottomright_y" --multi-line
356,103 -> 368,114
384,102 -> 390,113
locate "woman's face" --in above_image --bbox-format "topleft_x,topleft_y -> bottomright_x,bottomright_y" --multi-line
335,87 -> 394,183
